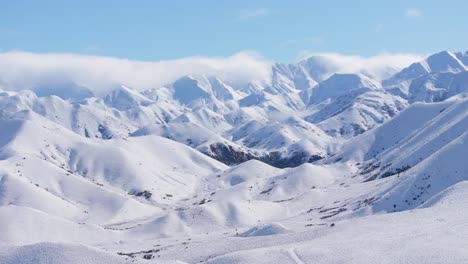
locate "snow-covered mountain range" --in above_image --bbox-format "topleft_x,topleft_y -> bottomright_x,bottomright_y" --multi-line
0,50 -> 467,263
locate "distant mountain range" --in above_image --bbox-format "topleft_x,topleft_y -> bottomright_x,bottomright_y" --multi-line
0,50 -> 467,263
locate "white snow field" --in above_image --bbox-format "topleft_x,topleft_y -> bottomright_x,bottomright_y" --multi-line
0,51 -> 467,263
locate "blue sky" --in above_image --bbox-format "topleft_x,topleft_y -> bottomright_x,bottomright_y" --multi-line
1,0 -> 467,62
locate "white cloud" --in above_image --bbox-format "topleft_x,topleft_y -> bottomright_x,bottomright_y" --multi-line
405,8 -> 422,18
0,51 -> 272,94
0,50 -> 425,95
238,8 -> 269,20
295,52 -> 424,80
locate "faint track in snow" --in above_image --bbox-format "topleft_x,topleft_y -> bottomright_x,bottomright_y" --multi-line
287,248 -> 305,264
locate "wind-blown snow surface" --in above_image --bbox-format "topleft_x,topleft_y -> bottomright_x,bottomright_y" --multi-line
0,51 -> 467,263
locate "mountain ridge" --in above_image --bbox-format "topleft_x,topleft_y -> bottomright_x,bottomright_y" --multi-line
0,50 -> 467,263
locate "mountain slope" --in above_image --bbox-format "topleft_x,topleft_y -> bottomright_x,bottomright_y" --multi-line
0,50 -> 467,263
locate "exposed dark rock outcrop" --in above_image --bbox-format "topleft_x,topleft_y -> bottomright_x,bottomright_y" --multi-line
204,143 -> 324,169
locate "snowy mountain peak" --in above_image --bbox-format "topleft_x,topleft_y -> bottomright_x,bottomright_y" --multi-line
307,73 -> 381,104
384,50 -> 467,86
33,81 -> 94,102
170,75 -> 241,107
271,62 -> 317,90
297,55 -> 341,82
171,75 -> 212,105
324,73 -> 381,88
103,85 -> 153,111
425,50 -> 467,73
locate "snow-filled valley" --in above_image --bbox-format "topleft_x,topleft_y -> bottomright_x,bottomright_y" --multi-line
0,50 -> 467,264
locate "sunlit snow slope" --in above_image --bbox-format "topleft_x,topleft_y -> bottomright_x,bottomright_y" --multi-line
0,50 -> 467,263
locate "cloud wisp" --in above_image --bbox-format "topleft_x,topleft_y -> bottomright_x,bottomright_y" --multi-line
295,52 -> 424,80
405,8 -> 423,18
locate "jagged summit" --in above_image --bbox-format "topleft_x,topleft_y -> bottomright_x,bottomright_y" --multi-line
384,50 -> 468,85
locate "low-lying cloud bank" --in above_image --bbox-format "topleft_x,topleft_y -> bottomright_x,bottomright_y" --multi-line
296,52 -> 424,81
0,51 -> 272,93
0,50 -> 424,94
